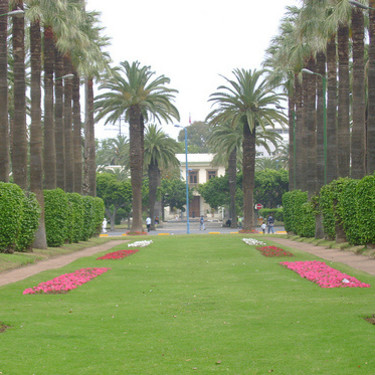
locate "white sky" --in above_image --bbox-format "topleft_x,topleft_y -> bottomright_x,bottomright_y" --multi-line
86,0 -> 299,140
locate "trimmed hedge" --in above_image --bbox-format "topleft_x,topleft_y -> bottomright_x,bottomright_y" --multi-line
0,183 -> 25,253
92,197 -> 105,237
67,193 -> 85,243
15,192 -> 41,252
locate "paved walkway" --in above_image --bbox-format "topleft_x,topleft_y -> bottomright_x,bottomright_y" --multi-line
0,240 -> 128,288
265,237 -> 375,276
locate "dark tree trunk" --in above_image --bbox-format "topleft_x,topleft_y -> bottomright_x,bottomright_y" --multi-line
337,24 -> 350,178
12,0 -> 27,190
288,93 -> 295,191
316,51 -> 326,190
63,56 -> 73,192
72,70 -> 82,194
351,8 -> 366,178
304,56 -> 317,196
242,123 -> 256,231
326,37 -> 338,183
300,67 -> 309,192
0,0 -> 9,182
55,49 -> 65,189
294,74 -> 304,190
43,25 -> 56,189
367,1 -> 375,173
148,161 -> 160,230
129,105 -> 144,232
83,77 -> 96,196
228,147 -> 237,228
30,19 -> 47,249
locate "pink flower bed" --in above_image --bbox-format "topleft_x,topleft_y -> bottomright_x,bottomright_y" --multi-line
23,267 -> 111,295
280,261 -> 370,288
96,249 -> 139,260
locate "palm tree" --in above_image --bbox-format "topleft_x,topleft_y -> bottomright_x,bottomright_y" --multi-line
207,68 -> 286,231
144,124 -> 180,229
11,0 -> 27,190
95,61 -> 179,232
0,0 -> 9,182
368,0 -> 375,173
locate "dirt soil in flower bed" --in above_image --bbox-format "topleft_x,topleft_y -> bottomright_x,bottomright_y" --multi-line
0,240 -> 128,288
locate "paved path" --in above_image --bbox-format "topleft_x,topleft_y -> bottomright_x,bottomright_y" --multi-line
266,237 -> 375,276
0,240 -> 128,288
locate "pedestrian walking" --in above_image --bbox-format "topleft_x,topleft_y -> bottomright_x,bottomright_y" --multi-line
200,215 -> 206,230
267,215 -> 275,234
146,216 -> 151,232
261,221 -> 266,234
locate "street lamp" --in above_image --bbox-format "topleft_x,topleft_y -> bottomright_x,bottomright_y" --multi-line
301,68 -> 327,185
349,0 -> 375,10
0,9 -> 24,18
174,124 -> 190,234
55,73 -> 75,81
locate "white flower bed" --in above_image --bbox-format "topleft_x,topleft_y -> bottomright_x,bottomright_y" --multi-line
242,238 -> 266,246
128,240 -> 153,248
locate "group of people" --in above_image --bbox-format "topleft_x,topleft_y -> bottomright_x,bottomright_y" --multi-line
261,215 -> 275,234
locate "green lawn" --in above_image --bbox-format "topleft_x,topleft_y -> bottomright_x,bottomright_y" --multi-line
1,235 -> 375,374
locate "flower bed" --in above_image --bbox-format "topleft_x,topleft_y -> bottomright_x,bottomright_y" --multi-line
23,268 -> 111,295
239,229 -> 259,234
128,240 -> 153,248
280,261 -> 370,288
97,249 -> 139,260
242,238 -> 266,246
256,246 -> 293,257
125,231 -> 148,236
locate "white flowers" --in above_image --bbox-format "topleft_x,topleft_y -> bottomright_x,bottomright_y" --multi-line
128,240 -> 153,248
242,238 -> 266,246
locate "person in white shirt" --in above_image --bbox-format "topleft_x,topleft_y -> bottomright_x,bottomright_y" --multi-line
146,216 -> 151,232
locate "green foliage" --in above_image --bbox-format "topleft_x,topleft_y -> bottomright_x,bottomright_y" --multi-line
254,169 -> 289,208
160,178 -> 193,211
298,201 -> 315,238
81,196 -> 95,241
92,197 -> 105,236
67,193 -> 85,243
15,192 -> 41,252
44,189 -> 70,247
199,176 -> 229,209
282,190 -> 308,234
0,183 -> 25,253
177,121 -> 211,153
258,208 -> 283,222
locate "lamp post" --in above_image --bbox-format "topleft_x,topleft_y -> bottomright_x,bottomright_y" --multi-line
55,73 -> 74,81
301,68 -> 327,185
174,124 -> 190,234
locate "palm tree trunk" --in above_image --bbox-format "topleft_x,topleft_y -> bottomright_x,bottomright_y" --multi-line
30,19 -> 47,249
304,56 -> 317,196
72,70 -> 82,194
0,0 -> 9,182
242,122 -> 255,231
337,23 -> 350,178
288,92 -> 295,191
55,48 -> 65,189
326,37 -> 338,183
129,105 -> 144,232
63,56 -> 73,192
367,1 -> 375,173
228,147 -> 237,228
148,162 -> 159,230
12,0 -> 27,190
294,74 -> 304,190
316,51 -> 326,190
351,8 -> 366,178
83,77 -> 96,196
43,25 -> 56,189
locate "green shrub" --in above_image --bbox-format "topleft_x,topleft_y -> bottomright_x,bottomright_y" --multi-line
15,192 -> 41,252
92,197 -> 105,237
44,189 -> 70,247
282,190 -> 308,234
0,182 -> 24,253
319,183 -> 338,240
298,201 -> 315,238
67,193 -> 85,243
81,196 -> 95,241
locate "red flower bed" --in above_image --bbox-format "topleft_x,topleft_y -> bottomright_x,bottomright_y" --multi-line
126,231 -> 147,236
239,229 -> 259,234
256,246 -> 294,257
23,267 -> 111,295
281,261 -> 371,288
97,249 -> 139,260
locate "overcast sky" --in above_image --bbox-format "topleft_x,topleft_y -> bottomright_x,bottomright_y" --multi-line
86,0 -> 299,140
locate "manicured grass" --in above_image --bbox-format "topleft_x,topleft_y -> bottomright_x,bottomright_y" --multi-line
1,234 -> 375,374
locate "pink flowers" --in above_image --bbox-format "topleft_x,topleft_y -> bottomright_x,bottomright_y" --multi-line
256,246 -> 294,257
96,249 -> 139,260
23,267 -> 111,295
281,261 -> 370,288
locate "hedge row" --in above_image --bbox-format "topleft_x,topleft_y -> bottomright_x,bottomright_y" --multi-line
258,208 -> 283,222
282,174 -> 375,246
0,183 -> 105,253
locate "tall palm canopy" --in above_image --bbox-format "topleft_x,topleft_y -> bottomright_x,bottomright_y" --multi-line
207,68 -> 286,231
95,61 -> 180,232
